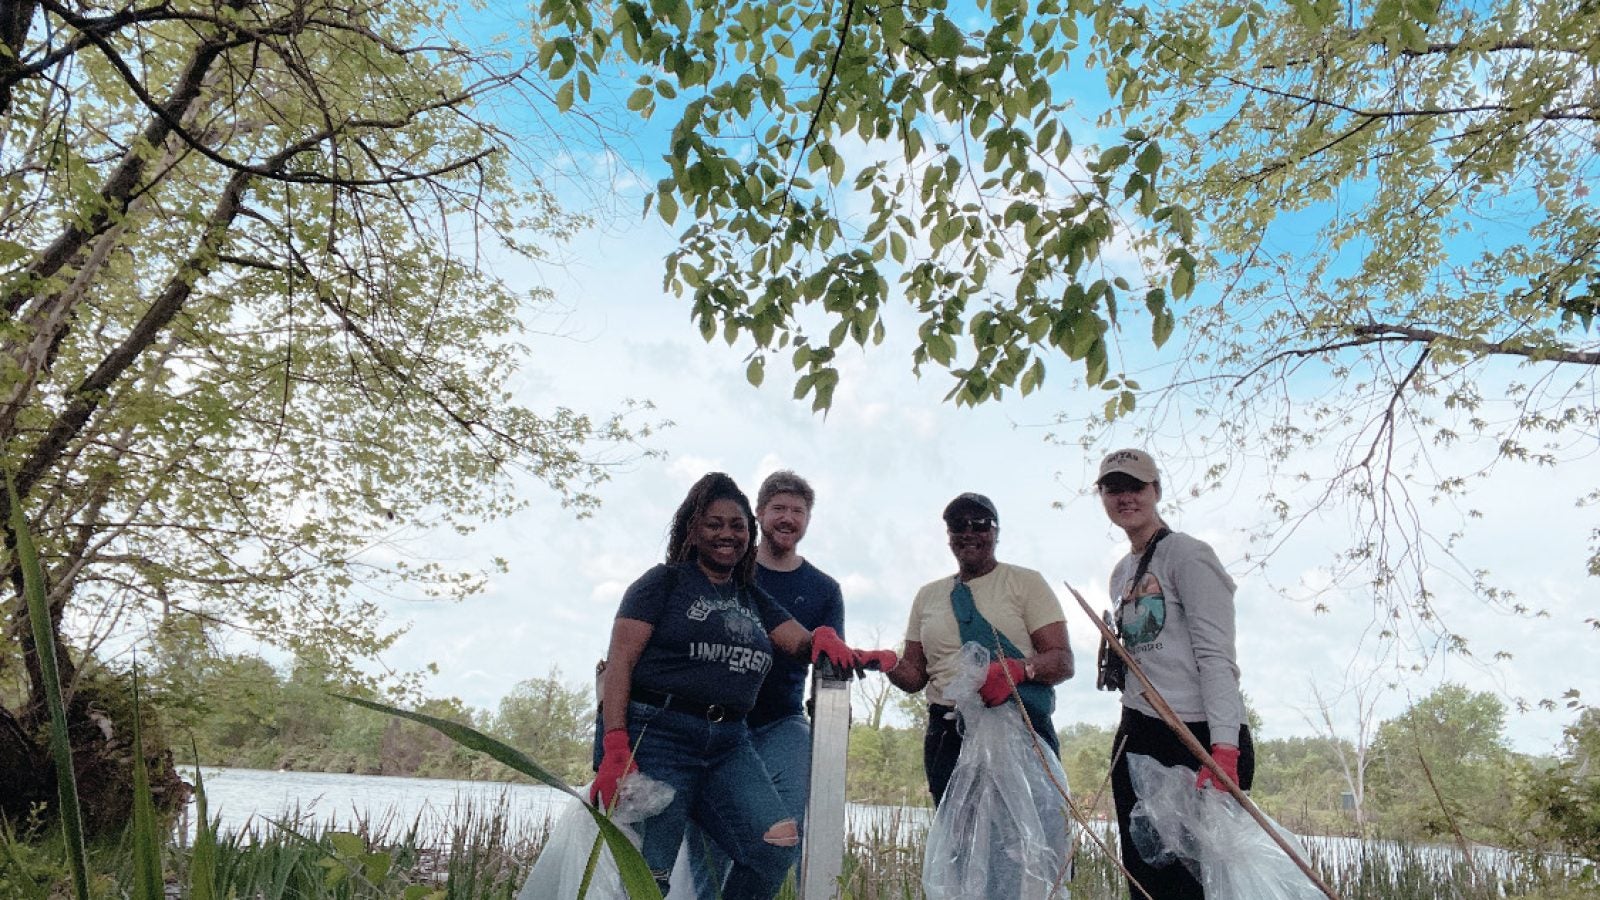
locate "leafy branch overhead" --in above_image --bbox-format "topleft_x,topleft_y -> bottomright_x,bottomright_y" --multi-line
1079,0 -> 1600,625
533,0 -> 1194,408
0,0 -> 643,828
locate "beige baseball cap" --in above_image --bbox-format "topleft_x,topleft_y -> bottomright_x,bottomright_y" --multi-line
1097,448 -> 1159,485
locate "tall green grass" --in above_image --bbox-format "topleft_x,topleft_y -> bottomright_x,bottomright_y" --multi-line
336,693 -> 662,899
9,475 -> 90,900
2,783 -> 1591,899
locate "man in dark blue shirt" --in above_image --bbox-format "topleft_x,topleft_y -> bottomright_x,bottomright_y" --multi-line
687,470 -> 845,898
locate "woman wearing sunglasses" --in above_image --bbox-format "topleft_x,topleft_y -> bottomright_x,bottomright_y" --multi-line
590,471 -> 894,900
886,491 -> 1074,804
1096,448 -> 1255,900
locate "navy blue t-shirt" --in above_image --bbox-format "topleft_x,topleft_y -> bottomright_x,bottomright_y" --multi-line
618,562 -> 794,711
747,560 -> 845,727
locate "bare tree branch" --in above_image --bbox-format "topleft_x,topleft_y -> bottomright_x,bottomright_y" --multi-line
1351,324 -> 1600,366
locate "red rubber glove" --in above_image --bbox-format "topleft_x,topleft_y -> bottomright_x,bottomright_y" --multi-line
1196,743 -> 1241,791
590,728 -> 637,810
978,658 -> 1029,707
810,626 -> 858,670
856,649 -> 899,673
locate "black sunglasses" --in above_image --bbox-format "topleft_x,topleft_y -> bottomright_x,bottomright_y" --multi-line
947,517 -> 996,534
1098,476 -> 1151,496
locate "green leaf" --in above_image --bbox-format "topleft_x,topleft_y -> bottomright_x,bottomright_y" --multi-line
1135,141 -> 1162,175
362,852 -> 393,882
187,755 -> 218,900
1085,337 -> 1108,385
1097,145 -> 1132,171
329,832 -> 365,858
336,694 -> 664,899
130,666 -> 163,900
8,475 -> 90,900
930,16 -> 963,57
0,239 -> 30,267
1020,358 -> 1045,394
745,356 -> 765,387
556,80 -> 575,112
1152,308 -> 1174,347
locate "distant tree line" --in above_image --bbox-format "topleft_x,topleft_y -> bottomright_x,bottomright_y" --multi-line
148,645 -> 595,787
149,645 -> 1595,859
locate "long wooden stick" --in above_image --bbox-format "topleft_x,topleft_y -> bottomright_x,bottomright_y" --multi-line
1066,581 -> 1343,900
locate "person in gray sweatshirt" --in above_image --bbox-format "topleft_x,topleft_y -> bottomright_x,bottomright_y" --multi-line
1096,448 -> 1255,900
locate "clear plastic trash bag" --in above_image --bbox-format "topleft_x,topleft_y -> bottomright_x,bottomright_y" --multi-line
1127,753 -> 1323,900
923,641 -> 1076,900
518,771 -> 674,900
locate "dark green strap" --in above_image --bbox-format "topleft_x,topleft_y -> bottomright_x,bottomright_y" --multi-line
950,580 -> 1056,729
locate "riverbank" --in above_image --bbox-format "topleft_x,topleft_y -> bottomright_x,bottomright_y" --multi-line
156,767 -> 1587,900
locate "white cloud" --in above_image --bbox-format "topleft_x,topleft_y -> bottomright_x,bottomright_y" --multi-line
358,160 -> 1598,758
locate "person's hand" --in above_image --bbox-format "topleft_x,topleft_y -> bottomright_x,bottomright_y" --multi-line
1196,743 -> 1240,791
978,658 -> 1029,707
590,728 -> 637,810
810,626 -> 858,670
855,649 -> 899,673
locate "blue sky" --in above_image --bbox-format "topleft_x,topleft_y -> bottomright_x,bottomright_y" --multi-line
363,196 -> 1596,756
350,0 -> 1600,757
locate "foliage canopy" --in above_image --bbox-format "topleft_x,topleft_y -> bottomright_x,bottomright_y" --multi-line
532,0 -> 1198,410
0,0 -> 636,824
1096,0 -> 1600,628
530,0 -> 1597,667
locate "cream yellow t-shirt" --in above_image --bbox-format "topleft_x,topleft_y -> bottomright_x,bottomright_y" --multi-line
904,562 -> 1065,705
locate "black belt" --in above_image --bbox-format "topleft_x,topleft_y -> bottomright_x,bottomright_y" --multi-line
630,686 -> 746,723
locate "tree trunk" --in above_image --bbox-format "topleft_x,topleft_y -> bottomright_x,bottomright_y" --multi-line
0,668 -> 191,837
0,701 -> 45,825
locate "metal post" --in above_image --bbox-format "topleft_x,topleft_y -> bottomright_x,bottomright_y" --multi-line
799,661 -> 852,900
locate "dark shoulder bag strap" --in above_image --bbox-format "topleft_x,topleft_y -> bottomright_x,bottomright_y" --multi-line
1120,527 -> 1171,612
1097,527 -> 1173,692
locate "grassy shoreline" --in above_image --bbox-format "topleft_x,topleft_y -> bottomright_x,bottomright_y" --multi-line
9,801 -> 1588,900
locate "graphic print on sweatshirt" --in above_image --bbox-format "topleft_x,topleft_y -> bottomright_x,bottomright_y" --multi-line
686,590 -> 772,676
1120,572 -> 1167,646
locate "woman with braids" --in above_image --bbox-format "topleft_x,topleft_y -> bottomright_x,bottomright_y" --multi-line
591,472 -> 895,900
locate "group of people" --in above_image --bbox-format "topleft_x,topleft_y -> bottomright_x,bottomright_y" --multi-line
588,450 -> 1252,900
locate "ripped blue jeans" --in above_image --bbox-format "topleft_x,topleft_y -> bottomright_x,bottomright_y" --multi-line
612,700 -> 797,900
686,713 -> 812,898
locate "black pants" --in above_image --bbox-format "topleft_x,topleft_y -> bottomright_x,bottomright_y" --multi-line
924,702 -> 1061,806
1111,706 -> 1255,900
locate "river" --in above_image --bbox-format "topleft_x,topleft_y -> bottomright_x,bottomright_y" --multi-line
182,767 -> 571,845
181,767 -> 932,847
183,767 -> 1559,889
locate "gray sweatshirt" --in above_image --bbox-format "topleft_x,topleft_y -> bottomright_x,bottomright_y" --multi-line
1109,531 -> 1245,746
